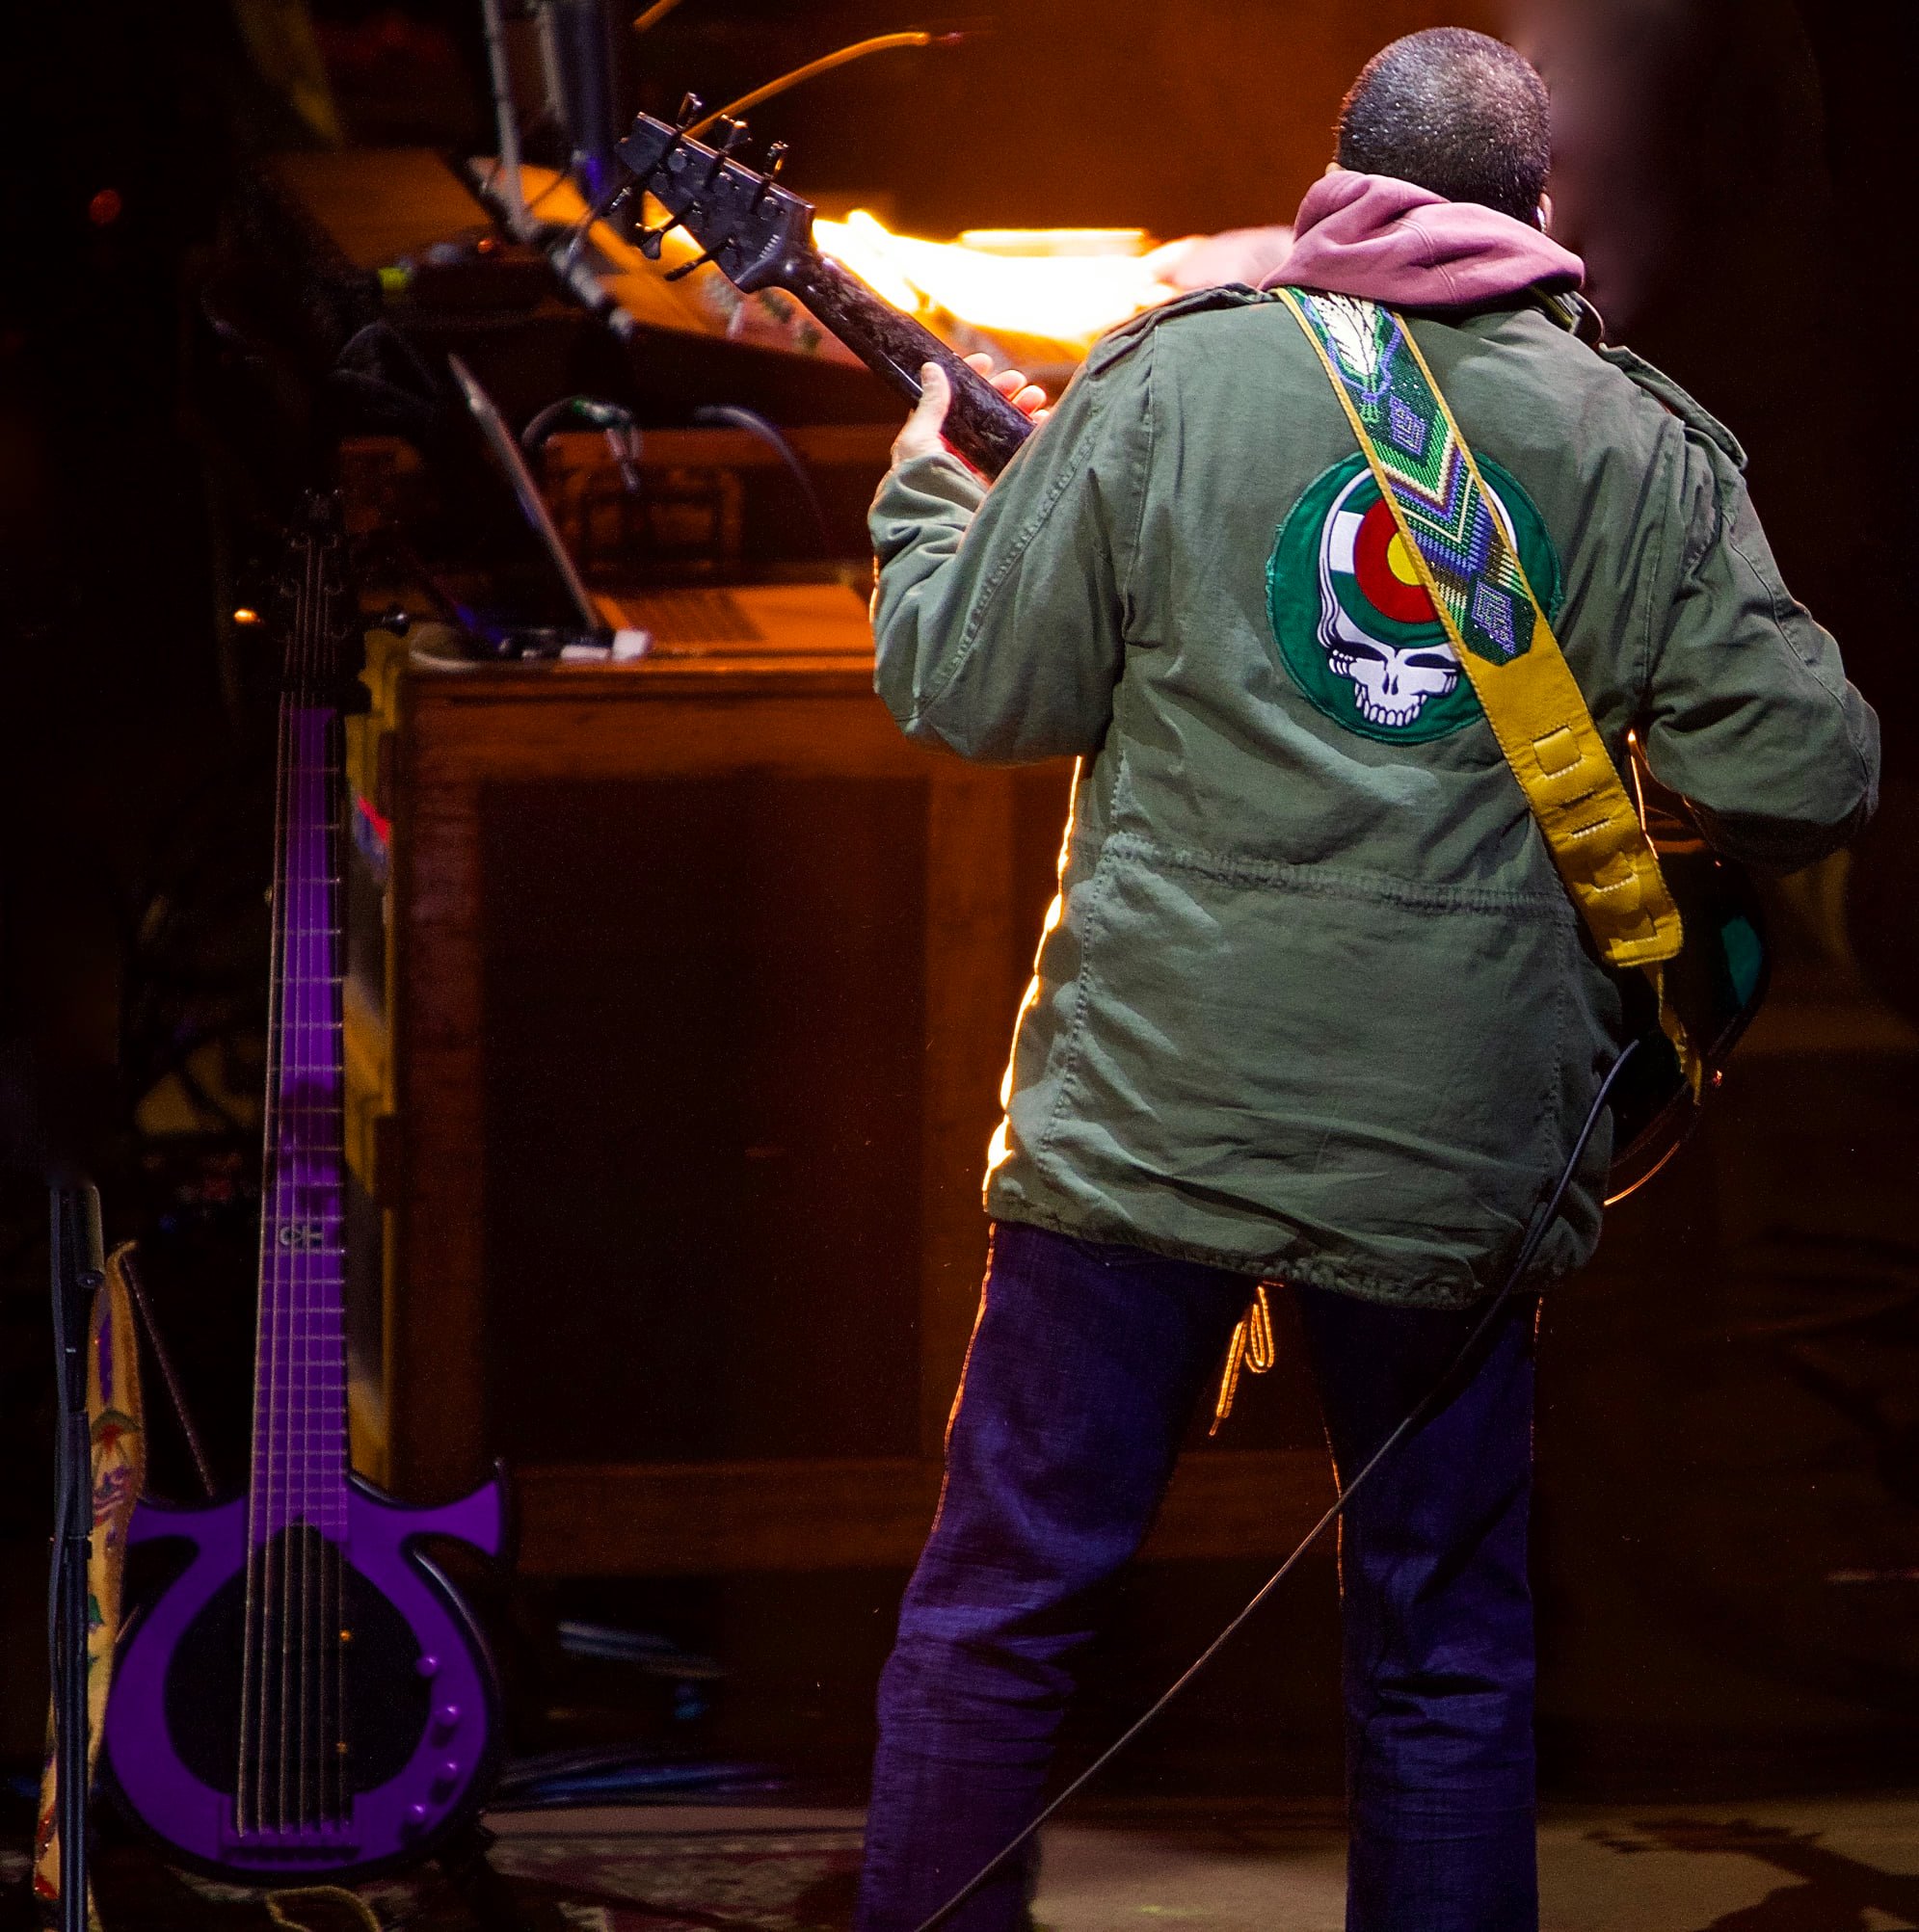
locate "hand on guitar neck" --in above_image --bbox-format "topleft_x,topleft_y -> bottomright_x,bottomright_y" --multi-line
892,355 -> 1051,473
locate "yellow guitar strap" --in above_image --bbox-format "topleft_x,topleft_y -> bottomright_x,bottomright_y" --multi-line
1276,287 -> 1697,1084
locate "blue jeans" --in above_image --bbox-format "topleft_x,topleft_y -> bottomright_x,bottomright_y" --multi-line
856,1220 -> 1539,1932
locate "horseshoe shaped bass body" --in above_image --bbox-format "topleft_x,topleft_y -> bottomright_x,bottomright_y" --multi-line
102,495 -> 507,1882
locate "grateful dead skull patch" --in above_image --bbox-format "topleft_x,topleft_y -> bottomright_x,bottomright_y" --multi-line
1266,454 -> 1562,745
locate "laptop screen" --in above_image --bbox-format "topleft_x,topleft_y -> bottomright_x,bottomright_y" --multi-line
435,353 -> 606,641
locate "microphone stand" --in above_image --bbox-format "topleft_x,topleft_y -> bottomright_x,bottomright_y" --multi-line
49,1181 -> 105,1932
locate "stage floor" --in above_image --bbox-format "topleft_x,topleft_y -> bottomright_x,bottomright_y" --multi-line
13,1791 -> 1917,1926
476,1792 -> 1919,1929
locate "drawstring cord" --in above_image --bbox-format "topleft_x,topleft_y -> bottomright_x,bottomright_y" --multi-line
909,1040 -> 1641,1932
1209,1283 -> 1276,1434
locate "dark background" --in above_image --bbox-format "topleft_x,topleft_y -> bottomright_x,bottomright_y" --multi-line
1,0 -> 1914,1812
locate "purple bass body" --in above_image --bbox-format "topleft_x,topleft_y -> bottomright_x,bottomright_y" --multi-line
103,1471 -> 504,1881
105,497 -> 510,1884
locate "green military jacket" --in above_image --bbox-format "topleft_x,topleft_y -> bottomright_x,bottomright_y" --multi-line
869,290 -> 1879,1307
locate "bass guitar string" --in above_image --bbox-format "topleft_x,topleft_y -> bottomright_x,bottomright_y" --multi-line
208,508 -> 367,1847
293,537 -> 351,1828
303,690 -> 333,1825
305,554 -> 337,1827
295,589 -> 314,1832
323,684 -> 349,1825
307,558 -> 346,1825
240,538 -> 301,1839
301,602 -> 315,1825
280,531 -> 320,1835
293,532 -> 321,1831
305,545 -> 341,1828
910,1038 -> 1639,1932
304,563 -> 318,1827
291,637 -> 305,1833
283,526 -> 331,1834
243,535 -> 303,1838
296,542 -> 346,1830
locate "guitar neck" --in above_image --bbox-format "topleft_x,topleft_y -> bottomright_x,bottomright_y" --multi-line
250,511 -> 353,1538
781,250 -> 1037,481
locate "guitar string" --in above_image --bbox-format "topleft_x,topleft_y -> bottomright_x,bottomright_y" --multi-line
298,549 -> 347,1827
291,527 -> 324,1831
291,632 -> 305,1834
245,520 -> 378,1835
307,646 -> 334,1825
295,583 -> 314,1834
297,625 -> 316,1831
304,559 -> 336,1826
236,675 -> 273,1836
314,581 -> 343,1824
307,555 -> 337,1826
242,534 -> 302,1839
324,687 -> 347,1826
289,535 -> 314,1832
269,548 -> 302,1836
313,665 -> 332,1825
280,530 -> 318,1835
299,548 -> 340,1830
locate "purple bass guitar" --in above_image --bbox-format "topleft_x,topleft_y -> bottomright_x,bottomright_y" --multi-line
104,494 -> 507,1881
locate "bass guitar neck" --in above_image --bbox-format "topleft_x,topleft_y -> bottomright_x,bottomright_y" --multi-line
778,251 -> 1036,479
611,109 -> 1038,478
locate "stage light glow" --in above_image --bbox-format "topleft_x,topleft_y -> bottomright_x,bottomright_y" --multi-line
813,211 -> 1179,357
232,607 -> 262,625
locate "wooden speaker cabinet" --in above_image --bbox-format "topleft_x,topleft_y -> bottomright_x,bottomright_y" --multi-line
344,606 -> 1332,1577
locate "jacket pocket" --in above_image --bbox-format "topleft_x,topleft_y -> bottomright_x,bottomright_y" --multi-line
1036,834 -> 1581,1271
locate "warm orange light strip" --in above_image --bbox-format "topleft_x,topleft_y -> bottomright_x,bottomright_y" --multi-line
814,211 -> 1177,357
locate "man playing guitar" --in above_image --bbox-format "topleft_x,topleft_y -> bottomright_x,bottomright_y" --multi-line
856,27 -> 1878,1932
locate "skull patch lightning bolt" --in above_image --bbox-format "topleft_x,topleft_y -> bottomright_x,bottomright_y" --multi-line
1266,454 -> 1561,746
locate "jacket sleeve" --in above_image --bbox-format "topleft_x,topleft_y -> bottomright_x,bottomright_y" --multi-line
1639,431 -> 1880,869
866,331 -> 1152,763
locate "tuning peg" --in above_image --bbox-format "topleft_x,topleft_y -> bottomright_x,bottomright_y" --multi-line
703,117 -> 749,182
753,141 -> 789,207
663,236 -> 729,281
563,175 -> 636,266
675,92 -> 704,127
636,215 -> 682,260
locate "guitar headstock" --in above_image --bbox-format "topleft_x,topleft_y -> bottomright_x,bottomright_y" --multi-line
274,490 -> 360,703
613,107 -> 814,292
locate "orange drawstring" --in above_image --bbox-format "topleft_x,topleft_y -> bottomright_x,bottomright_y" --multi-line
1210,1282 -> 1276,1435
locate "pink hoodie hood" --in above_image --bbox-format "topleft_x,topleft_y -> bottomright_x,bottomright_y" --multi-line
1263,171 -> 1582,308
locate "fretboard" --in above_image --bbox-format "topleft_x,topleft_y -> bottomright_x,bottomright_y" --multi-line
785,251 -> 1037,480
249,697 -> 349,1540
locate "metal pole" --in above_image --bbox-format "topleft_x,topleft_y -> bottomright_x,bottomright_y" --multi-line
479,0 -> 531,231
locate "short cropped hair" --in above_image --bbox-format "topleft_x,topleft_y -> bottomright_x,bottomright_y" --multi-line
1335,29 -> 1551,225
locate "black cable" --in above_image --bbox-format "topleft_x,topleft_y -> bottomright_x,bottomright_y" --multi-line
522,395 -> 630,446
909,1038 -> 1641,1932
522,395 -> 645,493
690,405 -> 835,556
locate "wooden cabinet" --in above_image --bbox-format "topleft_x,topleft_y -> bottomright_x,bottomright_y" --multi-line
344,617 -> 1332,1576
